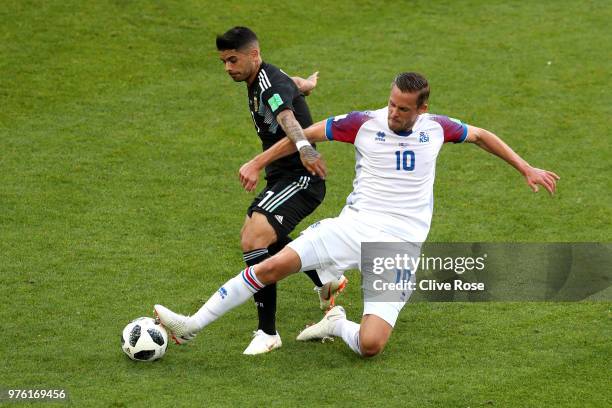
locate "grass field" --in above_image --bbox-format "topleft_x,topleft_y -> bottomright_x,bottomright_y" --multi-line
1,0 -> 611,407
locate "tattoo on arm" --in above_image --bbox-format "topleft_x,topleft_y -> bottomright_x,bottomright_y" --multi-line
277,110 -> 321,163
278,111 -> 308,145
300,145 -> 320,162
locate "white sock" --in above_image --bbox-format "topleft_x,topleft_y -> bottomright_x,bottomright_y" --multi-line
187,266 -> 264,332
332,318 -> 362,356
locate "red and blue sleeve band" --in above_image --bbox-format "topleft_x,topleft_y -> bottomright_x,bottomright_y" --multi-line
325,117 -> 334,140
457,123 -> 468,143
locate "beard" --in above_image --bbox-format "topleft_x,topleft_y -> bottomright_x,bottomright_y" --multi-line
388,118 -> 407,133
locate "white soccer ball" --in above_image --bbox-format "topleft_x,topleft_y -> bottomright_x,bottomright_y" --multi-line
121,317 -> 168,362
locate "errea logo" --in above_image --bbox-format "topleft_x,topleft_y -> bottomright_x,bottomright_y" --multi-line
375,131 -> 386,142
419,132 -> 429,143
218,287 -> 228,299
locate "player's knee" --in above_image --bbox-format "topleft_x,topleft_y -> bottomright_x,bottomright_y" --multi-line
360,342 -> 384,358
254,251 -> 298,284
240,232 -> 256,251
240,228 -> 267,251
240,218 -> 276,251
254,257 -> 282,284
359,336 -> 386,358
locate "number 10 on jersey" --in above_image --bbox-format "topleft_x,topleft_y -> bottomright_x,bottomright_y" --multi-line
395,150 -> 415,171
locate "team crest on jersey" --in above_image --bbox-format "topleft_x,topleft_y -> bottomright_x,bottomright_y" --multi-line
419,132 -> 430,143
375,131 -> 386,142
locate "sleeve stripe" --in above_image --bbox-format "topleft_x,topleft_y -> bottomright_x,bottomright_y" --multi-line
259,69 -> 272,88
258,71 -> 271,91
325,117 -> 334,140
258,77 -> 267,91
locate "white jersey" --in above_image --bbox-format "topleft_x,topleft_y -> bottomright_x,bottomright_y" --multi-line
324,107 -> 467,242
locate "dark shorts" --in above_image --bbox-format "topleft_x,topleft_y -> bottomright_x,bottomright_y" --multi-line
247,175 -> 326,238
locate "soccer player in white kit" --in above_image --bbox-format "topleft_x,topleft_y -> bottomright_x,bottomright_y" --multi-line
155,72 -> 559,357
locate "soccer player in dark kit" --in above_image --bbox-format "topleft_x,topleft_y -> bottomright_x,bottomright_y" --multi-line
213,26 -> 346,354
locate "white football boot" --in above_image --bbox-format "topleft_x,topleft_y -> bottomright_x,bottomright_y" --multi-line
296,306 -> 346,341
316,276 -> 348,311
153,304 -> 197,345
243,330 -> 282,355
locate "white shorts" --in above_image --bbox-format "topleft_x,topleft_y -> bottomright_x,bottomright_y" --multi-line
287,206 -> 415,327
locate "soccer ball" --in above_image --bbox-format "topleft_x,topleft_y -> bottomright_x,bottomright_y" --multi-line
121,317 -> 168,361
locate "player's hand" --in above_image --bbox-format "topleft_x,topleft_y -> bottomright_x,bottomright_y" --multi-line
239,160 -> 262,192
300,71 -> 319,96
524,167 -> 560,195
299,145 -> 327,179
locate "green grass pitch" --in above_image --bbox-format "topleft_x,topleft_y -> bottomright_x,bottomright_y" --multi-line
1,1 -> 610,406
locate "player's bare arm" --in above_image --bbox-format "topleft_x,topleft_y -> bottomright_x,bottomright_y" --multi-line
291,71 -> 319,95
466,125 -> 560,195
276,110 -> 326,177
239,120 -> 328,192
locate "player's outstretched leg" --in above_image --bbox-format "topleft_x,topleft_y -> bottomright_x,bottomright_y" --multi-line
153,305 -> 196,345
155,247 -> 302,347
296,309 -> 393,358
272,236 -> 345,311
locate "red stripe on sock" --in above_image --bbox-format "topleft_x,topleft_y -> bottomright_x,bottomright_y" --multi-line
244,267 -> 263,290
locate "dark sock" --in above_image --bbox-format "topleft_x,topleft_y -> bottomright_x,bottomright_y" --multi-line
304,269 -> 323,288
243,249 -> 276,335
270,236 -> 323,288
